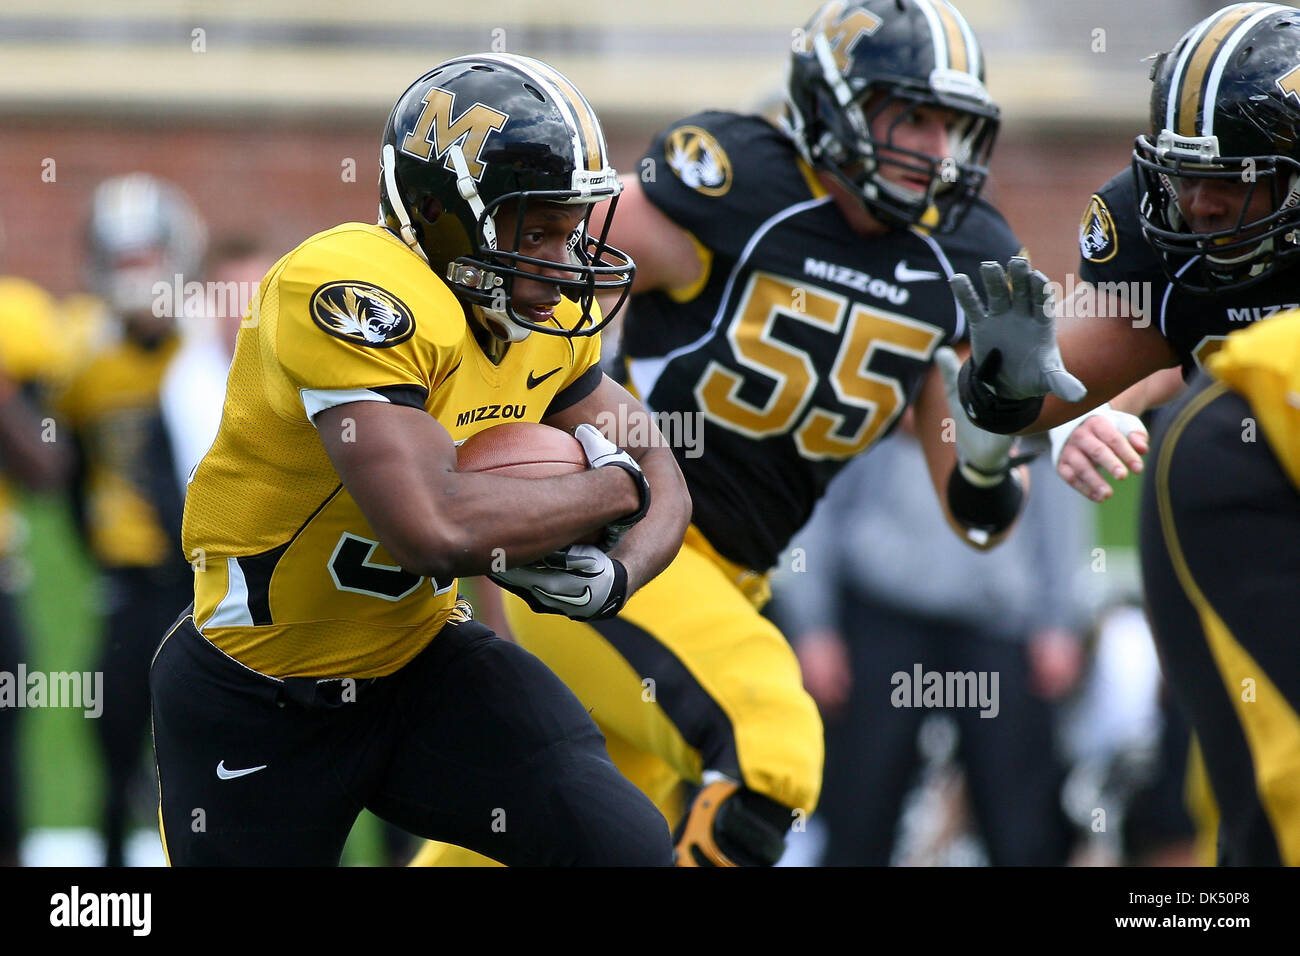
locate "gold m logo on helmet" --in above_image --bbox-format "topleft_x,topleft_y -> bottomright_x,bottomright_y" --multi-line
1278,65 -> 1300,106
401,89 -> 508,180
809,1 -> 883,73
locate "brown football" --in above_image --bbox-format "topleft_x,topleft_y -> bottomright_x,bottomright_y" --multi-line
456,422 -> 600,545
456,421 -> 589,478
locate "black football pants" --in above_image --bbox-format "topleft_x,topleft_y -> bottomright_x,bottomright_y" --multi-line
151,608 -> 673,866
95,566 -> 194,866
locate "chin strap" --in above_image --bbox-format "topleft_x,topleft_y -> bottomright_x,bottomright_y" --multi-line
381,144 -> 429,264
446,144 -> 496,251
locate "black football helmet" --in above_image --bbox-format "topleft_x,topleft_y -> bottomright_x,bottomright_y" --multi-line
1134,3 -> 1300,294
379,54 -> 633,341
784,0 -> 999,231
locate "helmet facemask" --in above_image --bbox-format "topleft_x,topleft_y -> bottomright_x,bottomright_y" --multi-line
1134,131 -> 1300,294
446,186 -> 634,343
788,26 -> 998,233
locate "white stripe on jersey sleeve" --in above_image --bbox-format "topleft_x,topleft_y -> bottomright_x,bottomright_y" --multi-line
300,387 -> 394,421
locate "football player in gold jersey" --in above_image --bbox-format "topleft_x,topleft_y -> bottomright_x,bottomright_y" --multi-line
0,273 -> 72,866
57,174 -> 207,867
150,54 -> 689,865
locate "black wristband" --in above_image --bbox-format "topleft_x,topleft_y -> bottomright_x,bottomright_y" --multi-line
947,464 -> 1024,536
958,352 -> 1044,435
591,558 -> 629,620
606,460 -> 651,525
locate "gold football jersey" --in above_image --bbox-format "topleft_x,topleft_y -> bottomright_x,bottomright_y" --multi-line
0,278 -> 76,556
1207,308 -> 1300,492
183,222 -> 601,678
57,332 -> 183,567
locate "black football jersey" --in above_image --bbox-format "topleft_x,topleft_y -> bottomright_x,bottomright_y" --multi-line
622,111 -> 1022,571
1079,167 -> 1300,376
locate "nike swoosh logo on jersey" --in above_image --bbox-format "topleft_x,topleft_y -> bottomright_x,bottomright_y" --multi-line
535,586 -> 592,606
526,367 -> 562,389
216,760 -> 268,780
894,261 -> 943,282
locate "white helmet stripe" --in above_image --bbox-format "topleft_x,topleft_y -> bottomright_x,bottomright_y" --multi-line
1203,4 -> 1281,137
1165,7 -> 1233,132
950,1 -> 982,77
473,53 -> 586,180
913,0 -> 951,72
523,57 -> 609,172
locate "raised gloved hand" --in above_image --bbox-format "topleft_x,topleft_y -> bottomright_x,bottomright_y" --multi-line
489,544 -> 629,620
574,422 -> 650,551
948,258 -> 1086,433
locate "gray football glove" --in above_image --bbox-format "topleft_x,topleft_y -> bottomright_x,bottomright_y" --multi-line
490,544 -> 629,620
574,423 -> 650,551
934,346 -> 1015,482
949,258 -> 1086,433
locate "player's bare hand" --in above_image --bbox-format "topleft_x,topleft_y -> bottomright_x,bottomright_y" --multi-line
1050,406 -> 1148,502
1027,628 -> 1084,700
796,629 -> 852,718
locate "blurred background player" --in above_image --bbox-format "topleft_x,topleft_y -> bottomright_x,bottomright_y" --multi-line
418,0 -> 1035,867
160,235 -> 271,493
0,240 -> 72,866
774,415 -> 1088,865
55,173 -> 206,866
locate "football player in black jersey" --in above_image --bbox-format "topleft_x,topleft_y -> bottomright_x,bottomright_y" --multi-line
959,2 -> 1300,496
416,0 -> 1036,867
952,2 -> 1300,865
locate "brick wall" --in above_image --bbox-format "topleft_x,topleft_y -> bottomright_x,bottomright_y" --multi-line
0,113 -> 1134,297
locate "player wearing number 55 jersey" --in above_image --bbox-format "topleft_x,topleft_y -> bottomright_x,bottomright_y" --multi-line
416,0 -> 1028,867
151,54 -> 690,866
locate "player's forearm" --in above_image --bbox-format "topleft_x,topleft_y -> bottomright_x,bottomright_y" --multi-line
1110,366 -> 1186,415
608,442 -> 690,593
0,380 -> 68,491
1025,319 -> 1180,432
403,466 -> 641,580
